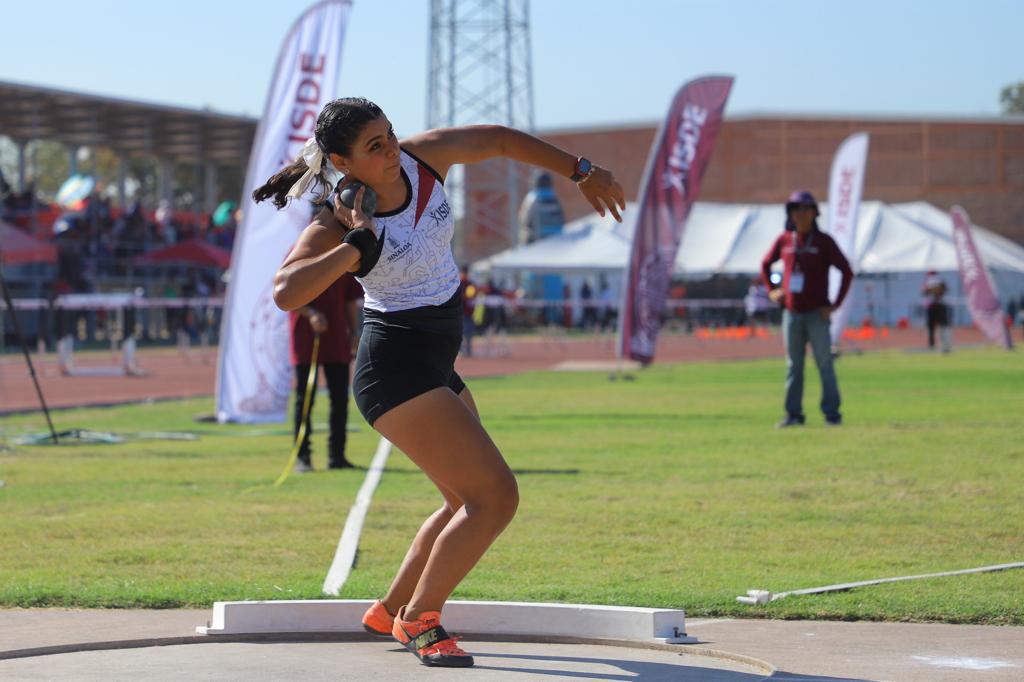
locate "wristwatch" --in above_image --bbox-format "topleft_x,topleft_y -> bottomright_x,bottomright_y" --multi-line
570,156 -> 593,183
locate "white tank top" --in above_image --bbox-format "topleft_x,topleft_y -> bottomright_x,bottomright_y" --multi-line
356,149 -> 460,312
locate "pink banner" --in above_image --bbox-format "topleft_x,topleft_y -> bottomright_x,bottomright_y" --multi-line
951,206 -> 1012,349
618,76 -> 733,364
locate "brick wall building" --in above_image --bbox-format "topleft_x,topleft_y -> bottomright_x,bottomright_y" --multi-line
463,114 -> 1024,261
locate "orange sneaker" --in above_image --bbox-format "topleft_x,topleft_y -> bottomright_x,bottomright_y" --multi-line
392,607 -> 474,668
361,600 -> 395,637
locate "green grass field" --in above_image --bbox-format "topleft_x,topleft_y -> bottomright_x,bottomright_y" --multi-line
1,347 -> 1022,624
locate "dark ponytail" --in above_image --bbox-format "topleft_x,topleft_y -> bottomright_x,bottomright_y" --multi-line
252,97 -> 385,210
252,158 -> 313,209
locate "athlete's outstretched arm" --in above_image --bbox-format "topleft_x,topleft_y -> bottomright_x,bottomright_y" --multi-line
403,126 -> 626,221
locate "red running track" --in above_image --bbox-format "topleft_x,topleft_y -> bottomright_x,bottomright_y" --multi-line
0,327 -> 992,415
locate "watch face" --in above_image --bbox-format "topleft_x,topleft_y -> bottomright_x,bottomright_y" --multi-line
577,158 -> 592,175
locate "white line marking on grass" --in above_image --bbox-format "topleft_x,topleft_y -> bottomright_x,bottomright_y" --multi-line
322,437 -> 393,596
737,561 -> 1024,604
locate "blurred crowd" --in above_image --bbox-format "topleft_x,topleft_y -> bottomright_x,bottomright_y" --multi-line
2,169 -> 235,296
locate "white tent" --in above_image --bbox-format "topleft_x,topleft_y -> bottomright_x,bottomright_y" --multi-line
480,201 -> 1024,326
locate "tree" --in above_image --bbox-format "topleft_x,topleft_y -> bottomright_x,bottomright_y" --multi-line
1001,82 -> 1024,115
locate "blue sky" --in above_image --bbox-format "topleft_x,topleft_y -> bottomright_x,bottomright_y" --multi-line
1,0 -> 1020,136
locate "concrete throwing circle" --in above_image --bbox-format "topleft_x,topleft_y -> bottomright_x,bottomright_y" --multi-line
0,640 -> 770,680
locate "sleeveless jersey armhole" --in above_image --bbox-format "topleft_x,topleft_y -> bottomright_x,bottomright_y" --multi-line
402,147 -> 445,185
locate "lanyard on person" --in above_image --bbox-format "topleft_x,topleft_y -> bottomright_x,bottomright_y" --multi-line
789,231 -> 813,294
791,231 -> 814,273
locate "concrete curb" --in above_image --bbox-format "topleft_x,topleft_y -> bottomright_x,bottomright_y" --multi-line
195,599 -> 697,644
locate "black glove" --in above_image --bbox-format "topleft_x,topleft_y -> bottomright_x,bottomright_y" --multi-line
343,225 -> 385,277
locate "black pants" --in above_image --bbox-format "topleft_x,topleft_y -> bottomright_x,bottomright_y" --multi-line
926,302 -> 949,348
293,362 -> 351,467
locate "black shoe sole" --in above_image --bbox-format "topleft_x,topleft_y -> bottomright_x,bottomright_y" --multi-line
422,656 -> 475,668
397,636 -> 475,667
362,623 -> 392,637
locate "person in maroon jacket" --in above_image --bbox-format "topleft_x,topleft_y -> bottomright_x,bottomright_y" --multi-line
761,190 -> 854,427
290,273 -> 363,470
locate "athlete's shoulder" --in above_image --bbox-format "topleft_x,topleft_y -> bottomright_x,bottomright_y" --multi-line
309,206 -> 346,237
399,143 -> 445,185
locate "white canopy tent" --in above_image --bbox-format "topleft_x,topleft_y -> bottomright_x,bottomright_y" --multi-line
479,201 -> 1024,326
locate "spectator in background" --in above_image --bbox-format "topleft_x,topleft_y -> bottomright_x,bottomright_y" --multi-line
162,277 -> 181,338
1018,294 -> 1024,338
479,279 -> 510,357
480,279 -> 500,335
922,270 -> 951,352
458,265 -> 477,356
761,190 -> 854,428
289,274 -> 363,472
11,181 -> 37,211
517,171 -> 565,245
210,206 -> 238,251
155,200 -> 176,245
0,169 -> 11,204
579,279 -> 598,330
192,270 -> 212,342
668,282 -> 686,324
598,275 -> 616,332
744,278 -> 772,331
562,283 -> 573,328
52,276 -> 73,344
1006,296 -> 1019,340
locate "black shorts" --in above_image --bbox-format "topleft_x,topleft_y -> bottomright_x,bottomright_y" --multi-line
927,301 -> 949,327
353,291 -> 466,426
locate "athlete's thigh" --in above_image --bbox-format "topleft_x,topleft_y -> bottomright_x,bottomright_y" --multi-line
458,385 -> 481,421
419,387 -> 480,510
373,387 -> 513,502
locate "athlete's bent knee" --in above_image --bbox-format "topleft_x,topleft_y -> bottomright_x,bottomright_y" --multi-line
470,474 -> 518,529
501,476 -> 520,521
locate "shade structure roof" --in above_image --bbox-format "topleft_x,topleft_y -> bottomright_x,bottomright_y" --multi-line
134,238 -> 231,269
0,220 -> 58,265
0,80 -> 256,165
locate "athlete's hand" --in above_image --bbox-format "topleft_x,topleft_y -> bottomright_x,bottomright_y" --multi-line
769,288 -> 785,303
819,305 -> 835,321
578,166 -> 626,222
307,309 -> 328,334
331,180 -> 376,235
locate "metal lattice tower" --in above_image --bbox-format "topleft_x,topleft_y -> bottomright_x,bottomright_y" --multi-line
428,0 -> 535,262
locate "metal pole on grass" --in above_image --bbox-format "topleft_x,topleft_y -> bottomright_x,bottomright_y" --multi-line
0,256 -> 59,443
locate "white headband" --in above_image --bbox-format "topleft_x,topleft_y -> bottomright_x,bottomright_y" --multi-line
286,137 -> 343,199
